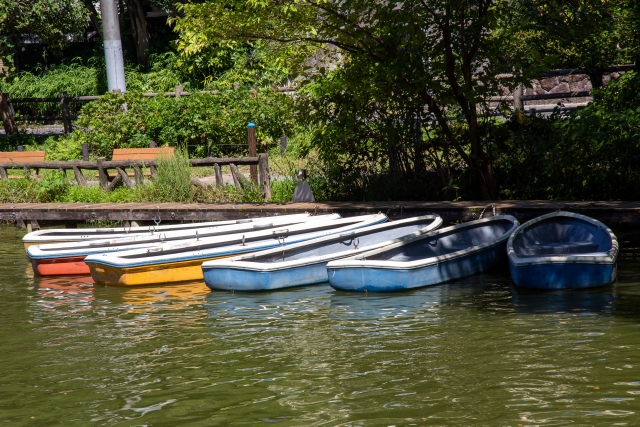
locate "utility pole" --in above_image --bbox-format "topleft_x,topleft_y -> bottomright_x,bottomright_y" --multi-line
100,0 -> 126,93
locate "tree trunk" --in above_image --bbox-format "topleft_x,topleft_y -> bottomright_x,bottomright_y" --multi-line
84,0 -> 101,35
0,88 -> 18,137
126,0 -> 150,68
586,67 -> 604,89
467,110 -> 500,200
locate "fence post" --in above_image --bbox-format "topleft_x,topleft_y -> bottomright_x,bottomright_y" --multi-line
513,84 -> 524,111
175,85 -> 183,98
258,153 -> 272,201
280,136 -> 287,154
247,123 -> 258,184
148,141 -> 157,176
82,143 -> 89,161
97,157 -> 109,188
60,92 -> 72,134
214,163 -> 223,187
17,145 -> 24,152
0,91 -> 18,137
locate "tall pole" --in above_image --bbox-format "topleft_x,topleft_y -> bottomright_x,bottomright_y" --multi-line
100,0 -> 126,93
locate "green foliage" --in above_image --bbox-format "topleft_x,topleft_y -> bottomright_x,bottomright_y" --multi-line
0,178 -> 39,203
47,89 -> 293,159
3,60 -> 105,100
495,72 -> 640,200
139,149 -> 194,203
0,0 -> 88,79
505,0 -> 636,82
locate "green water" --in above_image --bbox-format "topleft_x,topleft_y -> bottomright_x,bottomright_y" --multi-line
2,226 -> 640,426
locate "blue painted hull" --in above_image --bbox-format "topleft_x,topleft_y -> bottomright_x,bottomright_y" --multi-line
328,242 -> 507,292
509,262 -> 616,290
204,262 -> 330,291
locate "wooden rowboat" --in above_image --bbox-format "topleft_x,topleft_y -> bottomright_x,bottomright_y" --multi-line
507,211 -> 618,289
202,214 -> 443,291
85,214 -> 388,286
26,213 -> 320,276
327,215 -> 519,292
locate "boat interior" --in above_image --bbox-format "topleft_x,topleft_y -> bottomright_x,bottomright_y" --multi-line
118,217 -> 378,260
512,217 -> 612,257
244,222 -> 433,264
365,219 -> 516,262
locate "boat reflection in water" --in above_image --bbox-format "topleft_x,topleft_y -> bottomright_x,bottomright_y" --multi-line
204,285 -> 331,320
329,287 -> 442,321
32,274 -> 95,314
509,284 -> 615,314
92,281 -> 210,313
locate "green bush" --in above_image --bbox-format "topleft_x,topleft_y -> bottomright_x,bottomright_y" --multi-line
0,178 -> 40,203
494,71 -> 640,200
44,88 -> 293,159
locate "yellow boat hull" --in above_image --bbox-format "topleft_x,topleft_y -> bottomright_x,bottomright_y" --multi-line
87,255 -> 234,286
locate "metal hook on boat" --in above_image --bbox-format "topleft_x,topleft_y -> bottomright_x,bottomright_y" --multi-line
153,215 -> 161,227
124,223 -> 131,234
241,234 -> 246,246
492,205 -> 496,217
159,233 -> 166,243
149,225 -> 154,235
354,238 -> 359,250
278,236 -> 285,247
196,230 -> 200,241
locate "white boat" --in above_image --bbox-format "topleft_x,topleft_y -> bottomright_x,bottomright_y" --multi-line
84,213 -> 388,286
22,213 -> 309,248
26,213 -> 323,276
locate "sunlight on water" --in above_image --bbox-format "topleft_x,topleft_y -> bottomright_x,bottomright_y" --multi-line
2,226 -> 640,425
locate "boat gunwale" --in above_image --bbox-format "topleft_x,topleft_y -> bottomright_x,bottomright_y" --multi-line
84,214 -> 388,269
507,211 -> 618,267
25,213 -> 321,259
326,215 -> 519,271
21,213 -> 313,243
201,215 -> 444,273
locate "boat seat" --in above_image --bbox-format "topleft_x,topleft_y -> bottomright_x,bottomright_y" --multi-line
521,241 -> 600,256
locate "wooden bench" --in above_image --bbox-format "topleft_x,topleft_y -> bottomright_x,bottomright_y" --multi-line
0,151 -> 46,178
107,147 -> 175,178
99,147 -> 175,187
111,147 -> 174,162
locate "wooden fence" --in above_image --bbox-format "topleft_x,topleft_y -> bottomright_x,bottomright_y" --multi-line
0,153 -> 272,200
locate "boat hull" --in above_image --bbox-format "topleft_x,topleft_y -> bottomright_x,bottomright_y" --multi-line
204,262 -> 329,291
328,243 -> 507,292
88,255 -> 235,286
509,262 -> 616,290
32,256 -> 90,276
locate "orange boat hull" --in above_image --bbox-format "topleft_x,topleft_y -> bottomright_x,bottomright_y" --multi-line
31,256 -> 90,276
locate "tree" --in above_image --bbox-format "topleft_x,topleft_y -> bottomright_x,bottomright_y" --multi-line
507,0 -> 633,88
126,0 -> 151,68
0,0 -> 89,76
174,0 -> 518,199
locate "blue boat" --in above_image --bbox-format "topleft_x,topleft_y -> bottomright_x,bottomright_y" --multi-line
326,215 -> 519,292
201,215 -> 443,291
507,211 -> 618,290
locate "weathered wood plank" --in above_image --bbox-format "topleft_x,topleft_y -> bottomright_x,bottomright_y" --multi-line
228,163 -> 244,190
116,167 -> 135,188
97,157 -> 109,188
106,173 -> 122,192
72,166 -> 88,187
258,153 -> 271,201
214,163 -> 222,187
